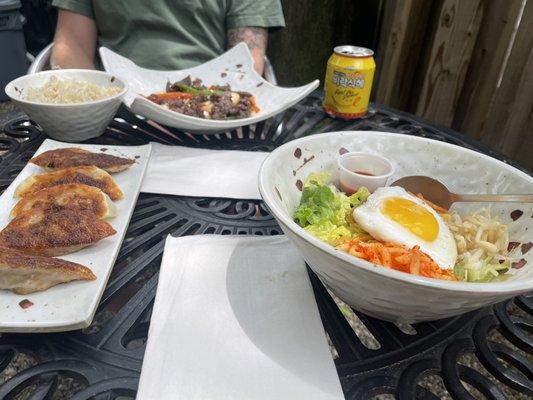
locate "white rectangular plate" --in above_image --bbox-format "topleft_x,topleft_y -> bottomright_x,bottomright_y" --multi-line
100,43 -> 319,133
0,139 -> 152,332
137,235 -> 345,400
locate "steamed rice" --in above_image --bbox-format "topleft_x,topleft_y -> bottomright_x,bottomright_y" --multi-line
26,76 -> 121,104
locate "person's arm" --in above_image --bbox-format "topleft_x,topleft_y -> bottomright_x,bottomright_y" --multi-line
227,27 -> 267,75
51,9 -> 97,69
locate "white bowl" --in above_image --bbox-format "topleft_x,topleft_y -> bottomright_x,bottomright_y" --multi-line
258,131 -> 533,323
5,70 -> 127,142
338,151 -> 394,193
99,43 -> 319,134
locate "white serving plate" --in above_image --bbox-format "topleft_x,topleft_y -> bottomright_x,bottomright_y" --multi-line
0,139 -> 152,332
100,43 -> 319,133
259,131 -> 533,323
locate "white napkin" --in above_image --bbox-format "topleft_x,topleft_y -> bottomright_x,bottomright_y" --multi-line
137,235 -> 345,400
141,143 -> 268,199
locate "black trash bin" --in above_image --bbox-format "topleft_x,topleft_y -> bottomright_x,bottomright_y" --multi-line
0,0 -> 28,100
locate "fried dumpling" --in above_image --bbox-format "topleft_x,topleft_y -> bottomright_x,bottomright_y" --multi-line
0,245 -> 96,294
15,166 -> 124,201
11,184 -> 117,220
30,147 -> 135,173
0,209 -> 116,256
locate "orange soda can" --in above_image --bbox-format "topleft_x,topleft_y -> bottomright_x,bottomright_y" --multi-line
323,45 -> 376,119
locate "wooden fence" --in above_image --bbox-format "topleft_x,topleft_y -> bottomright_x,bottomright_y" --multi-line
269,0 -> 531,170
374,0 -> 532,170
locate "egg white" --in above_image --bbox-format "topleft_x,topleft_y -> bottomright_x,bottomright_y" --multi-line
352,186 -> 457,269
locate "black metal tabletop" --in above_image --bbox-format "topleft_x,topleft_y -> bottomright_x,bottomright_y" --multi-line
0,94 -> 531,400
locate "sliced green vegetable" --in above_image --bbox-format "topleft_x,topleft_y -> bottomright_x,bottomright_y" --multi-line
453,262 -> 466,281
172,84 -> 225,97
293,173 -> 370,246
303,172 -> 330,187
454,260 -> 511,282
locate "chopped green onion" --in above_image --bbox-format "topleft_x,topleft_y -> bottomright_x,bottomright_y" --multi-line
172,84 -> 226,97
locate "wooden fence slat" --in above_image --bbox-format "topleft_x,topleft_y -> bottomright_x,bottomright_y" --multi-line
478,0 -> 533,169
452,0 -> 525,141
413,0 -> 484,126
374,0 -> 433,109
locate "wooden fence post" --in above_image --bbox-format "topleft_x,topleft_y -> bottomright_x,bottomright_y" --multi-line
454,0 -> 533,169
413,0 -> 484,126
374,0 -> 434,109
452,0 -> 525,139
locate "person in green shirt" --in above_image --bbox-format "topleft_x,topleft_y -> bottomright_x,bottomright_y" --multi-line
50,0 -> 285,75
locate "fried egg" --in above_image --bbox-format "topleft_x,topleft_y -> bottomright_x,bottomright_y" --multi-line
352,186 -> 457,269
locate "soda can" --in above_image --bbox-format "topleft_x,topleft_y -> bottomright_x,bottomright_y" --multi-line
323,45 -> 376,119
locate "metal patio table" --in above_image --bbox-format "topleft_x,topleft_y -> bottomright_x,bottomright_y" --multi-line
0,93 -> 531,400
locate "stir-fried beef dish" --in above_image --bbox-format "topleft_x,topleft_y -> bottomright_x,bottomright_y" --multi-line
147,76 -> 260,120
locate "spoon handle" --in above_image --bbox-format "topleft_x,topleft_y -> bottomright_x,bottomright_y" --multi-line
453,193 -> 533,203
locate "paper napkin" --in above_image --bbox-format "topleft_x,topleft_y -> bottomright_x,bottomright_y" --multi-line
137,235 -> 345,400
141,143 -> 268,199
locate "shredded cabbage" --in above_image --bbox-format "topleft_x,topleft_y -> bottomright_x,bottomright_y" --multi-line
453,261 -> 511,282
444,209 -> 513,282
294,173 -> 370,246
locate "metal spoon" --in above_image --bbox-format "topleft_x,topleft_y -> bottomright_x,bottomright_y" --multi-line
391,175 -> 533,210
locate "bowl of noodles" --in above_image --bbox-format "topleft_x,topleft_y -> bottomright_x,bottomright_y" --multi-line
258,131 -> 533,323
5,70 -> 126,142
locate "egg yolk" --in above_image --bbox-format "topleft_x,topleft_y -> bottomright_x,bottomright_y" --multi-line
382,197 -> 439,241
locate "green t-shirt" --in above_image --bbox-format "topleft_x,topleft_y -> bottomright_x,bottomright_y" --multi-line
52,0 -> 285,70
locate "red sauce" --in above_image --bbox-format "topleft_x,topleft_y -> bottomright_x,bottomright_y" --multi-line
353,170 -> 374,176
340,181 -> 356,195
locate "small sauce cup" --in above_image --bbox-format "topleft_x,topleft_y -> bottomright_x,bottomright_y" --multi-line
338,152 -> 394,193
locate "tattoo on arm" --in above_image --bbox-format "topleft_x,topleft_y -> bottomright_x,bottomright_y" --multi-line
227,27 -> 268,75
227,27 -> 268,52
